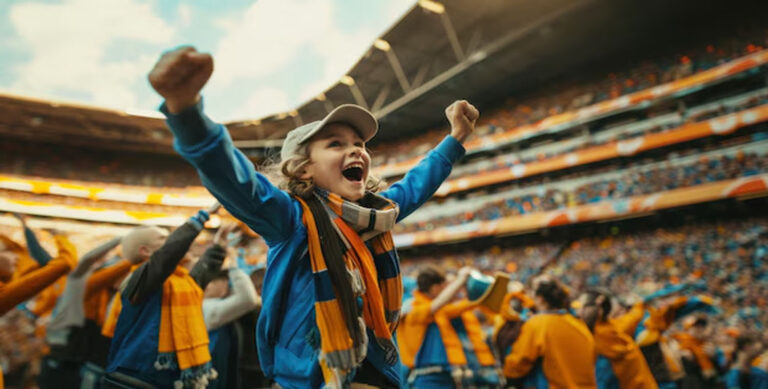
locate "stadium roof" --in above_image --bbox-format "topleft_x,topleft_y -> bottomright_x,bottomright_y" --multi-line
1,0 -> 763,154
230,0 -> 764,145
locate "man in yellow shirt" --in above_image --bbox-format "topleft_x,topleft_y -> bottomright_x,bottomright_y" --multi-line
503,276 -> 597,389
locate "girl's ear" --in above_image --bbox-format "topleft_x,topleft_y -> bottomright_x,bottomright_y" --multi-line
299,165 -> 312,180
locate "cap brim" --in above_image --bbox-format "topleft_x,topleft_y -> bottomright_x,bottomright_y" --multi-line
298,104 -> 378,144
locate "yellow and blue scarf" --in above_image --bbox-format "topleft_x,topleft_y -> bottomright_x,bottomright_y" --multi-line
297,189 -> 402,387
101,266 -> 215,388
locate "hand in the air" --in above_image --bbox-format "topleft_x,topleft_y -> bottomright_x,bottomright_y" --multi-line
148,46 -> 214,114
445,100 -> 480,143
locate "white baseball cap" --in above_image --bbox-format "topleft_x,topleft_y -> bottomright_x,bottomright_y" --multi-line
280,104 -> 378,162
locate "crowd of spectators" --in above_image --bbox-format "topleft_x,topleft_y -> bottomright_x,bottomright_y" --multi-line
0,219 -> 269,387
401,217 -> 768,332
370,28 -> 768,167
0,309 -> 45,388
0,141 -> 201,188
395,151 -> 768,233
443,90 -> 768,182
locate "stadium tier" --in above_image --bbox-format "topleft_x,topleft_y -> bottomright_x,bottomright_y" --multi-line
2,2 -> 768,387
3,40 -> 768,230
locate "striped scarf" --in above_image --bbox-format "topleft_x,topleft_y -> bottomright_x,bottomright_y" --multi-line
414,292 -> 496,368
296,189 -> 402,387
101,266 -> 216,388
85,259 -> 133,326
101,264 -> 142,339
155,266 -> 216,389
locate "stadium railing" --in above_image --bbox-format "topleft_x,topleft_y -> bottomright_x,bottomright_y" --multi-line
402,140 -> 768,225
433,103 -> 768,196
393,173 -> 768,248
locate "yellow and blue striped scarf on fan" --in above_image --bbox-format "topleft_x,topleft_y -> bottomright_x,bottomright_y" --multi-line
297,189 -> 402,388
155,266 -> 216,389
101,265 -> 216,388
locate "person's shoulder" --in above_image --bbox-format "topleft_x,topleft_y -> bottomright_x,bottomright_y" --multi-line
523,313 -> 548,326
528,312 -> 569,325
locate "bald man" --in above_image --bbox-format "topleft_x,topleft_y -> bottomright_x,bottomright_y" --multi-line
105,205 -> 227,388
121,226 -> 169,265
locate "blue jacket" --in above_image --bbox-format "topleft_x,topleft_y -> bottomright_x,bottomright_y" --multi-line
208,325 -> 234,389
106,291 -> 179,387
165,101 -> 465,388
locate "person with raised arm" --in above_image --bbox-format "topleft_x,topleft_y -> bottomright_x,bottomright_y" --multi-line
103,204 -> 227,388
148,46 -> 478,388
0,226 -> 77,317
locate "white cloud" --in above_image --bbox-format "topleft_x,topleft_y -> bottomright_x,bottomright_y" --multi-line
3,0 -> 418,119
232,87 -> 291,121
8,0 -> 174,109
211,0 -> 335,86
295,29 -> 374,104
297,77 -> 332,103
293,0 -> 416,108
208,0 -> 419,118
178,4 -> 193,27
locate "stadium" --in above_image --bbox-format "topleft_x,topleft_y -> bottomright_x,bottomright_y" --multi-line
1,0 -> 768,388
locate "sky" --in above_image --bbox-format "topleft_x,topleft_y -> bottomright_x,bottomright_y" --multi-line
0,0 -> 415,121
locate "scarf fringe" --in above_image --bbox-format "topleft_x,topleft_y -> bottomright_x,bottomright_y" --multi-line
175,362 -> 217,389
155,352 -> 178,371
319,359 -> 352,389
156,354 -> 217,389
347,268 -> 366,295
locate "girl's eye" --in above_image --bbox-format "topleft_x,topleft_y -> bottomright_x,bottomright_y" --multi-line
328,141 -> 342,147
354,142 -> 364,148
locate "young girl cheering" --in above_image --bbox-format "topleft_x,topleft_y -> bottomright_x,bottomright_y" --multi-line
149,46 -> 479,389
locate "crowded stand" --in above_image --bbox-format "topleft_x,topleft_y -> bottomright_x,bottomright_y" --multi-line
399,216 -> 768,327
398,214 -> 768,387
370,26 -> 768,168
395,149 -> 768,233
440,88 -> 768,183
0,141 -> 201,188
2,7 -> 768,389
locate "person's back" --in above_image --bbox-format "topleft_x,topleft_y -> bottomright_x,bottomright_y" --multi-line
529,313 -> 597,388
504,276 -> 597,389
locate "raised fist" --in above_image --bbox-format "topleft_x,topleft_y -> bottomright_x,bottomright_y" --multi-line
445,100 -> 480,143
148,46 -> 214,113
